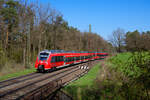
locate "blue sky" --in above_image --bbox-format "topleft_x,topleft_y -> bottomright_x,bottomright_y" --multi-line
37,0 -> 150,40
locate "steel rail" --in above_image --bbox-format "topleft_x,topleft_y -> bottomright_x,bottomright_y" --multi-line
0,66 -> 79,98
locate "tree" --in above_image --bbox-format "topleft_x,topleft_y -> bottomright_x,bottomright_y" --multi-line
141,31 -> 150,50
109,28 -> 125,52
125,30 -> 141,51
0,0 -> 19,50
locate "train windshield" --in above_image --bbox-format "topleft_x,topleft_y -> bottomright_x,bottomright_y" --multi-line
39,52 -> 49,61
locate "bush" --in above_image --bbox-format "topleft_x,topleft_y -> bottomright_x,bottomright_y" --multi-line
109,52 -> 150,100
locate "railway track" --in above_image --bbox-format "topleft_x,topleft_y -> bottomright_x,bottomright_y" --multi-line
0,60 -> 99,100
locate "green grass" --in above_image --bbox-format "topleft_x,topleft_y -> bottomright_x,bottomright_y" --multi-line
68,62 -> 101,87
0,67 -> 36,81
109,53 -> 138,77
109,52 -> 131,66
63,62 -> 101,100
73,63 -> 100,86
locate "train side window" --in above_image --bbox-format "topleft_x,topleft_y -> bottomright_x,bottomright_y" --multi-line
81,56 -> 83,60
73,57 -> 75,61
64,56 -> 66,62
67,57 -> 69,62
58,56 -> 60,62
78,57 -> 80,60
64,57 -> 67,62
65,57 -> 70,62
59,56 -> 62,62
69,57 -> 71,62
60,56 -> 62,61
57,56 -> 61,62
55,56 -> 58,62
55,56 -> 60,62
51,56 -> 55,63
71,57 -> 73,61
69,57 -> 72,61
78,56 -> 80,60
74,57 -> 76,61
65,57 -> 67,62
61,56 -> 64,61
59,56 -> 63,62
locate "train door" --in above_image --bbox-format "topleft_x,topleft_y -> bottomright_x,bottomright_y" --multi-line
64,56 -> 66,65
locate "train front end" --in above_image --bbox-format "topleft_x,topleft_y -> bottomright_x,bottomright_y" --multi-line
35,51 -> 51,72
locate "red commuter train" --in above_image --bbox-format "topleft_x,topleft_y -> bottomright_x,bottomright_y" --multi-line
35,50 -> 108,72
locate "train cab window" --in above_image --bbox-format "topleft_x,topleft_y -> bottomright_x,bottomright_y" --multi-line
39,52 -> 49,61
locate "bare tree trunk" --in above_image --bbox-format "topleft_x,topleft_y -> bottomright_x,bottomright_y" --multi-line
38,32 -> 41,53
27,23 -> 31,67
33,45 -> 35,61
44,35 -> 48,49
23,47 -> 26,66
5,30 -> 9,50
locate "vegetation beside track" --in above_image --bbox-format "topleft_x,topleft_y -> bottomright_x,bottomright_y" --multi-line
0,67 -> 36,81
69,62 -> 101,86
64,52 -> 150,100
63,62 -> 101,100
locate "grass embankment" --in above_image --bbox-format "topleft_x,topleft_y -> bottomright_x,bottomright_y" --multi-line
64,62 -> 101,100
64,52 -> 150,100
0,67 -> 36,81
69,62 -> 101,86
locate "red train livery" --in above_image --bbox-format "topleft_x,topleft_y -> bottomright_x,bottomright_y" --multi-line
35,50 -> 108,72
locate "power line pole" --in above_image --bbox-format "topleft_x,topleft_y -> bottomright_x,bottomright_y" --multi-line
89,24 -> 91,33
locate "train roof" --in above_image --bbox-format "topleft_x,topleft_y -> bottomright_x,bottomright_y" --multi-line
39,50 -> 108,54
40,50 -> 90,54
